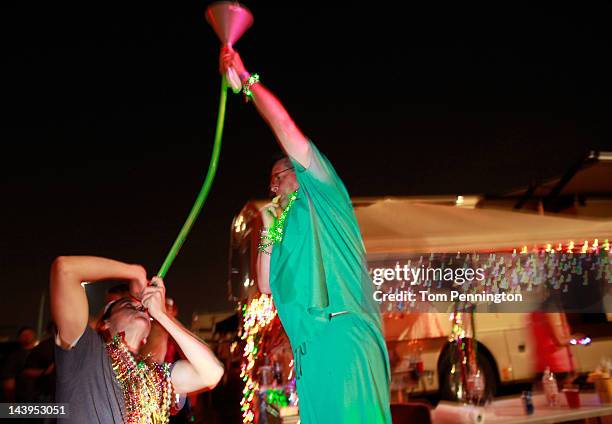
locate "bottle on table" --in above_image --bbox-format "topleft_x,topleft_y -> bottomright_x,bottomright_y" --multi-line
522,390 -> 534,415
542,366 -> 559,407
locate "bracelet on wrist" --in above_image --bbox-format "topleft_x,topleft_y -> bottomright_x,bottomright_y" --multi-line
242,73 -> 260,101
258,242 -> 272,251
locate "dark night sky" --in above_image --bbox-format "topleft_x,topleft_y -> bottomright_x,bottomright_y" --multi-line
1,2 -> 611,334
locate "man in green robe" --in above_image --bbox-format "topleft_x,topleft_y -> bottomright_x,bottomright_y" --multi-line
221,48 -> 391,424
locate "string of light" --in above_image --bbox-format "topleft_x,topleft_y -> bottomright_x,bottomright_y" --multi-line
239,294 -> 277,423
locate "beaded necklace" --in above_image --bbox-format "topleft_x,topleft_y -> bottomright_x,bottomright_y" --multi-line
106,333 -> 173,424
258,190 -> 298,252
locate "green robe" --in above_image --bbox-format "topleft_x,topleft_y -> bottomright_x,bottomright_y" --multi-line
270,143 -> 391,423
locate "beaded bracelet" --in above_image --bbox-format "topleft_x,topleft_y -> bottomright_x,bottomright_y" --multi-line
258,241 -> 273,254
258,227 -> 272,254
242,73 -> 260,100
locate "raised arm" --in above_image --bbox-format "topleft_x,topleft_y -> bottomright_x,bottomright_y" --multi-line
141,277 -> 224,393
220,47 -> 311,167
50,256 -> 147,348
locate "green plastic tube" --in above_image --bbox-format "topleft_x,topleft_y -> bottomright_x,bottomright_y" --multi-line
157,77 -> 229,278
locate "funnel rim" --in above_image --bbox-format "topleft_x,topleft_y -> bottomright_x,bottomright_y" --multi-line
205,1 -> 254,25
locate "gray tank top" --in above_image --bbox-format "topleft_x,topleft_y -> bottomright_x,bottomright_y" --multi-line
55,326 -> 125,423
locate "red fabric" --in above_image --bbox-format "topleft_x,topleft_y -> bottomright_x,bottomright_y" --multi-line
530,312 -> 573,373
164,339 -> 179,363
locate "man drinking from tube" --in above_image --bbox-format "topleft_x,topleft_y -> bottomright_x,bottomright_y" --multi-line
50,256 -> 224,423
221,48 -> 392,424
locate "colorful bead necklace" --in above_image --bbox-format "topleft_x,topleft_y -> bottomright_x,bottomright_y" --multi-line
258,190 -> 298,252
106,333 -> 173,424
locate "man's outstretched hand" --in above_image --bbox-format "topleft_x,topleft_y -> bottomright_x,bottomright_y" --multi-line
220,46 -> 247,78
141,276 -> 167,321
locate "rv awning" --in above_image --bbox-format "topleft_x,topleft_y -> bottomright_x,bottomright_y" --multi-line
356,200 -> 612,254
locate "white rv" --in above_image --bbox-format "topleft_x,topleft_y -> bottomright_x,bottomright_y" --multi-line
228,196 -> 612,400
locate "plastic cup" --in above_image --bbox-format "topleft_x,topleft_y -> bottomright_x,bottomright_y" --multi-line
563,386 -> 581,409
